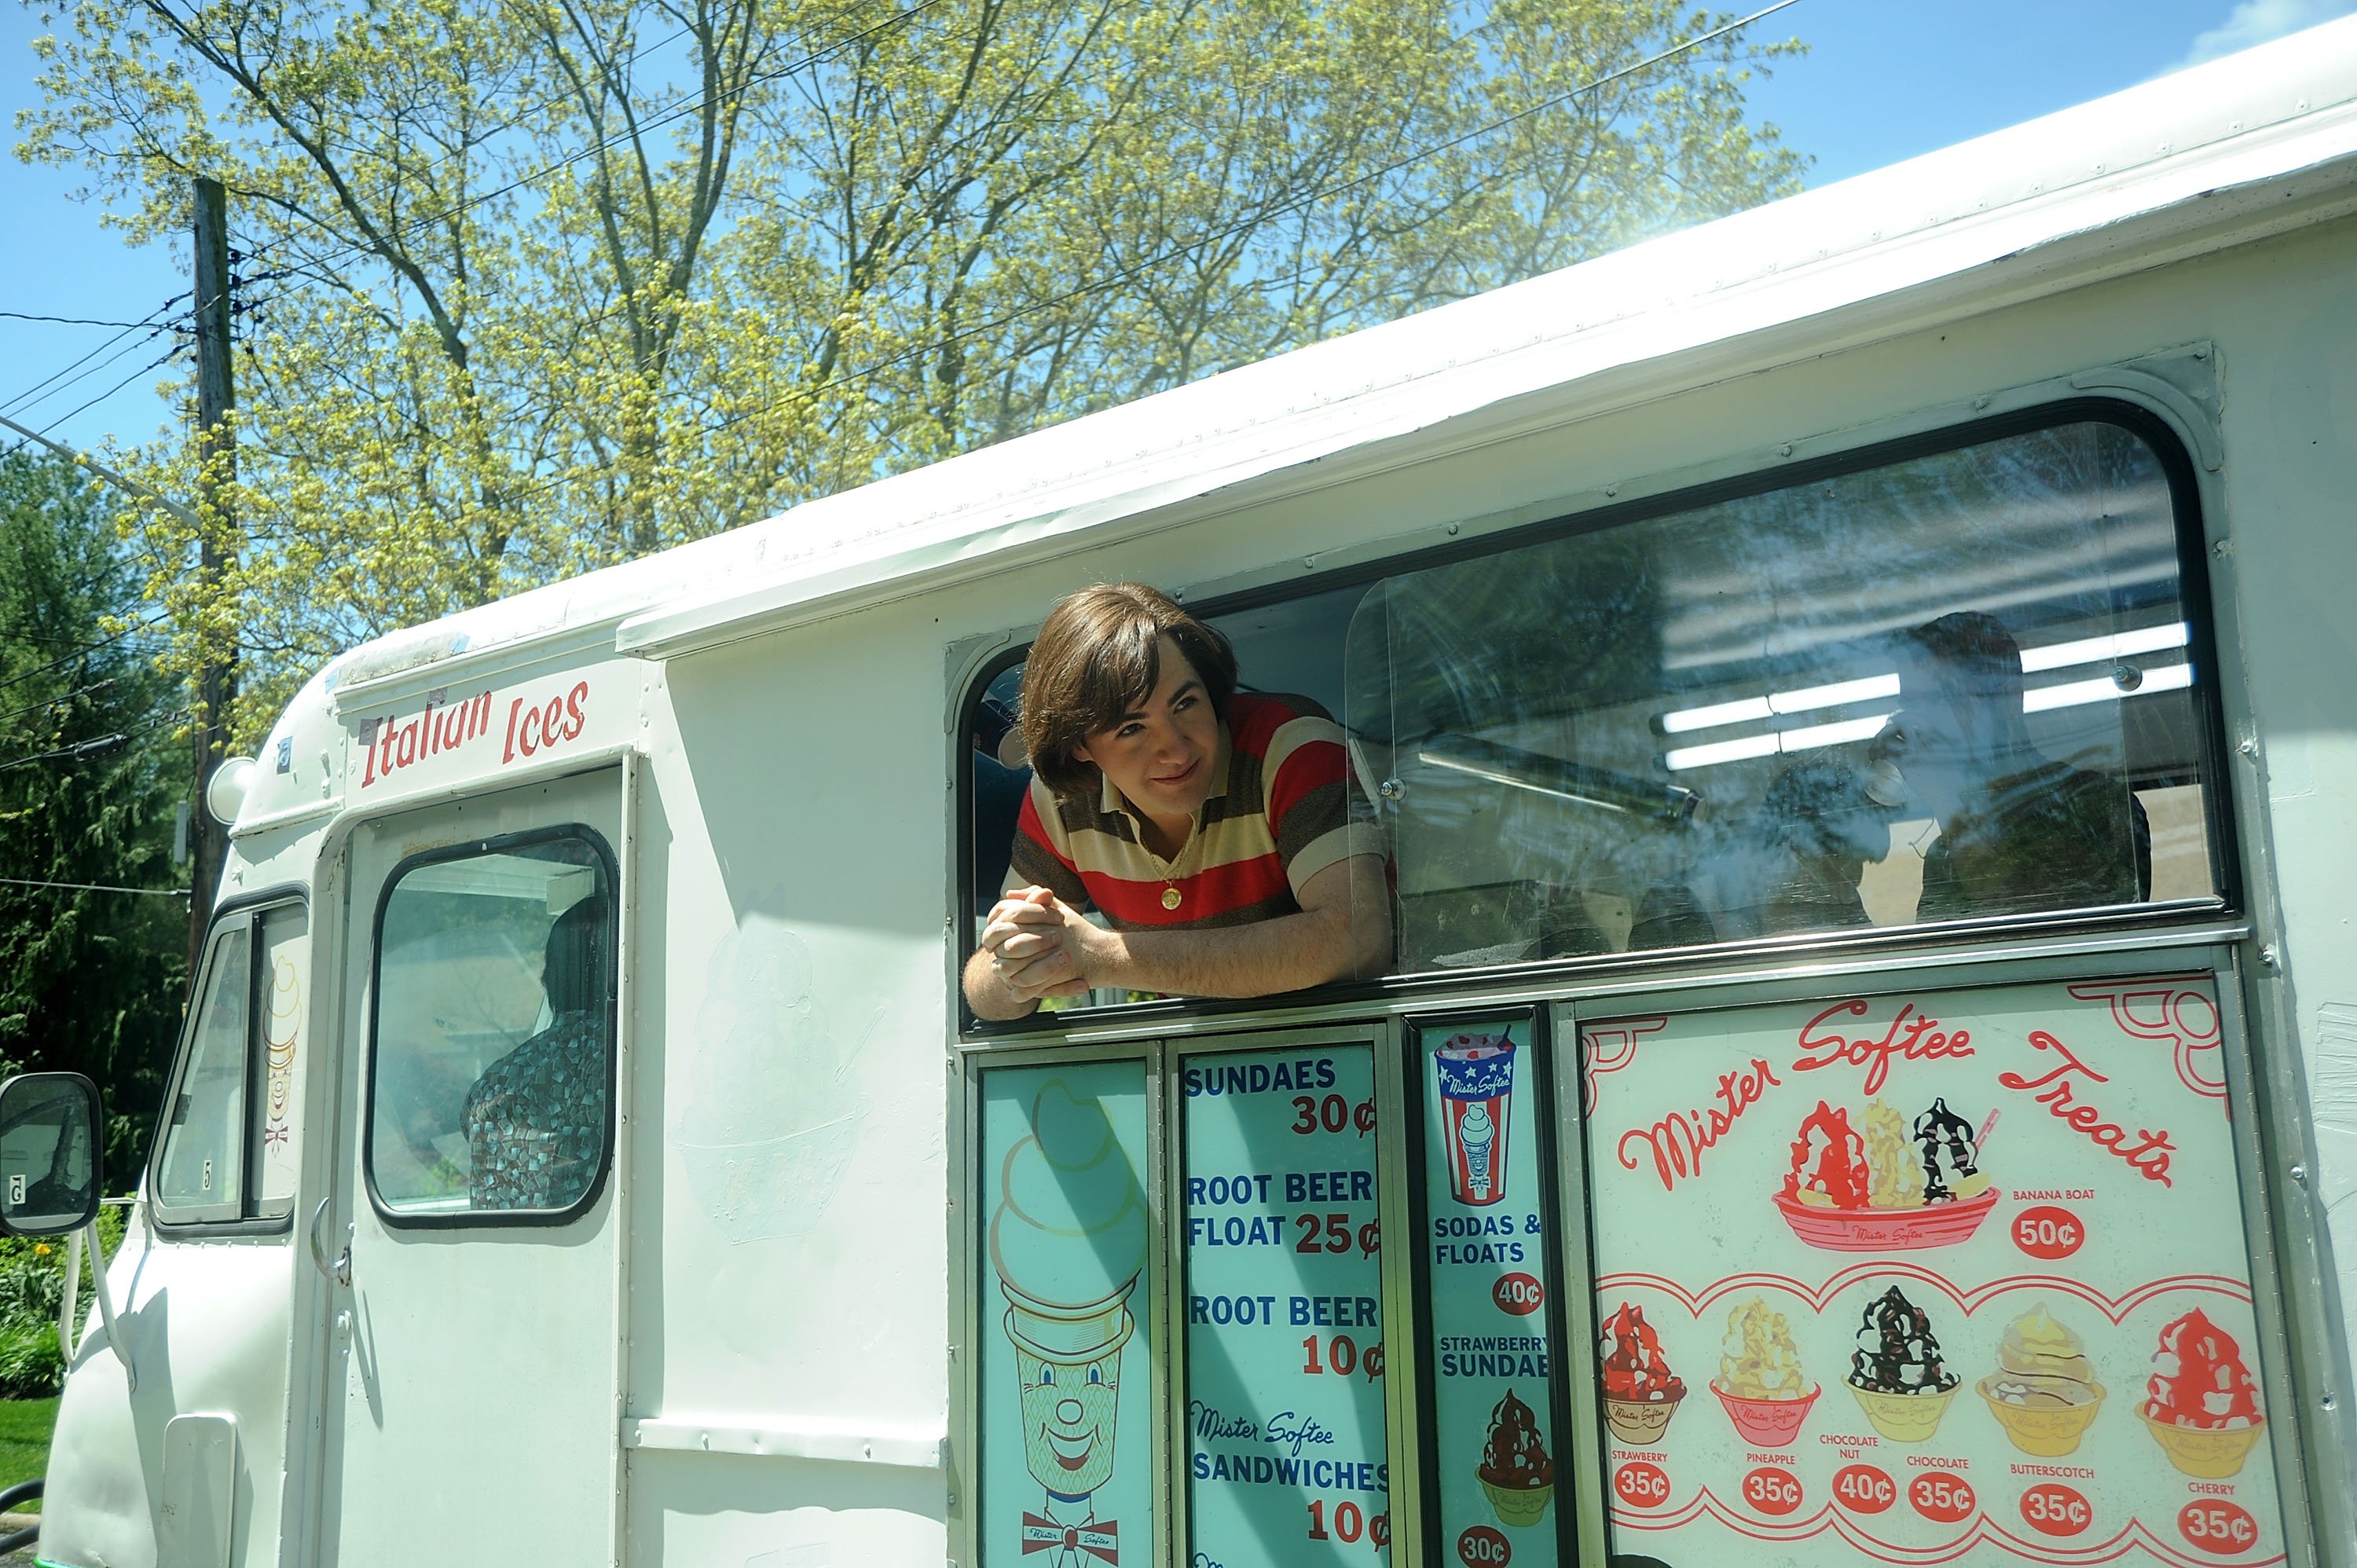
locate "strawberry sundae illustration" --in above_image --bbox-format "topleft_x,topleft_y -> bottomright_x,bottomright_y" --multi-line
1772,1097 -> 1996,1250
1709,1297 -> 1818,1447
2140,1308 -> 2266,1478
1846,1284 -> 1961,1442
991,1080 -> 1149,1566
1600,1302 -> 1686,1445
1477,1389 -> 1555,1526
1978,1303 -> 2106,1456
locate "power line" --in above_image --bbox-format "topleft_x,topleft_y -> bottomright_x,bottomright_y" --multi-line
39,345 -> 189,435
0,877 -> 189,898
0,294 -> 188,417
0,704 -> 189,773
0,615 -> 169,702
0,310 -> 160,329
0,676 -> 120,730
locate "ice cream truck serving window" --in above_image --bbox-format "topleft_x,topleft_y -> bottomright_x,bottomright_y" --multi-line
952,406 -> 2322,1567
960,410 -> 2227,1015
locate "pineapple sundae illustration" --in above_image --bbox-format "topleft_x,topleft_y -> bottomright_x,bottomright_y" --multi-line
991,1080 -> 1149,1566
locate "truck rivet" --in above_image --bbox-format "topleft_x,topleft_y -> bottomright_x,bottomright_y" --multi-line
1778,442 -> 1794,457
2260,943 -> 2281,969
2238,737 -> 2257,757
2289,1163 -> 2308,1187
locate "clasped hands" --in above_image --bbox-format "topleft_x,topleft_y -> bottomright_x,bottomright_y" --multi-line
977,885 -> 1113,1004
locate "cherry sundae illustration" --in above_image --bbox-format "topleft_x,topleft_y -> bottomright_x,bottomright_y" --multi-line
1846,1284 -> 1962,1442
1435,1035 -> 1516,1206
1978,1303 -> 2106,1456
990,1079 -> 1149,1567
2140,1307 -> 2266,1478
1599,1302 -> 1686,1445
1477,1388 -> 1556,1526
1772,1097 -> 1997,1251
1708,1297 -> 1818,1447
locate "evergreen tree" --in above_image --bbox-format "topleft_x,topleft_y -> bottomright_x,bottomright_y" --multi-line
0,449 -> 186,1181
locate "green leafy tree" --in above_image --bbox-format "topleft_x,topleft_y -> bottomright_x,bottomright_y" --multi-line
0,450 -> 186,1181
21,0 -> 1805,738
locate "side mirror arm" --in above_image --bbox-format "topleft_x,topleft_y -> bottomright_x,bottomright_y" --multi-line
57,1217 -> 134,1393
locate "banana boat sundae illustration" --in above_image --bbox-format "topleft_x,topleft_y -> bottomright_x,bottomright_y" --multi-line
991,1079 -> 1150,1566
1599,1302 -> 1686,1445
1709,1297 -> 1818,1447
1773,1098 -> 1996,1250
1477,1389 -> 1556,1527
1978,1303 -> 2106,1456
2140,1307 -> 2265,1478
1846,1284 -> 1961,1442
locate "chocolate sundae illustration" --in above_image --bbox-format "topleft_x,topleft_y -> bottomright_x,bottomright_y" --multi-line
1435,1035 -> 1516,1206
1978,1303 -> 2106,1456
1600,1302 -> 1686,1445
1477,1388 -> 1556,1526
1846,1285 -> 1961,1442
2140,1307 -> 2265,1478
1772,1097 -> 1997,1250
990,1080 -> 1150,1566
1709,1297 -> 1818,1447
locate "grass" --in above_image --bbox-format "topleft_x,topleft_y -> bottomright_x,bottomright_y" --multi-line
0,1399 -> 54,1512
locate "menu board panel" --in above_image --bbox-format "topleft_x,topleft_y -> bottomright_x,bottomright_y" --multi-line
1582,976 -> 2291,1567
1184,1044 -> 1392,1566
979,1061 -> 1156,1568
1415,1017 -> 1565,1568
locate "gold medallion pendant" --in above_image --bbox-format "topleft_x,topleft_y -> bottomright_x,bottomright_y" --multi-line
1161,886 -> 1183,910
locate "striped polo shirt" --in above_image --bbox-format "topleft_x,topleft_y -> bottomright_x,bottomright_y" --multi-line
1006,693 -> 1380,930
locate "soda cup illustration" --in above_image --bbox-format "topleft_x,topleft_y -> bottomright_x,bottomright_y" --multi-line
1435,1034 -> 1517,1206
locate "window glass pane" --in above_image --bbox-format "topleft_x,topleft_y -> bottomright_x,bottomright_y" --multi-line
1347,421 -> 2212,972
977,1061 -> 1154,1567
372,838 -> 613,1216
249,905 -> 310,1214
154,921 -> 252,1216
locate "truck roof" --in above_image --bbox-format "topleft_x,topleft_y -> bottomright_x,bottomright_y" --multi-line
323,15 -> 2357,712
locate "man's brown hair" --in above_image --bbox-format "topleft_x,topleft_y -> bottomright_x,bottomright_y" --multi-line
1018,583 -> 1238,804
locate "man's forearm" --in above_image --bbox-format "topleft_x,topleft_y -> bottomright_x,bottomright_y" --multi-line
962,945 -> 1039,1020
1094,906 -> 1369,999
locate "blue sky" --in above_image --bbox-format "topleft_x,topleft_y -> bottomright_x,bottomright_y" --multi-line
2,0 -> 2353,460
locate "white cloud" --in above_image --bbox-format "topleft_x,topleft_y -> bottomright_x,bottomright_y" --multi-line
2177,0 -> 2357,69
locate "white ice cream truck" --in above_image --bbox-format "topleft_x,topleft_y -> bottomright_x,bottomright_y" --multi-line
3,20 -> 2355,1568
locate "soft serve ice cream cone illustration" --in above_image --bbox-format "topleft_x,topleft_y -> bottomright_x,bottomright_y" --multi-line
1978,1303 -> 2105,1456
991,1080 -> 1150,1566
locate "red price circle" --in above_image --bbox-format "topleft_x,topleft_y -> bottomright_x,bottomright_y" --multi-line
2021,1482 -> 2093,1538
1908,1473 -> 1976,1525
1832,1464 -> 1896,1515
1613,1461 -> 1671,1511
2013,1203 -> 2087,1261
2177,1500 -> 2260,1555
1492,1272 -> 1545,1316
1742,1466 -> 1805,1517
1456,1525 -> 1512,1566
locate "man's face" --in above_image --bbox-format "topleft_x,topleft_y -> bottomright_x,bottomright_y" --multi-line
1072,636 -> 1222,828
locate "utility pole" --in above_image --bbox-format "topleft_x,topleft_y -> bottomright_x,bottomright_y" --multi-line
188,176 -> 236,985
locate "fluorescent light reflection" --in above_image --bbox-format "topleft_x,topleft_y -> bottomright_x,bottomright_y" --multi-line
1662,672 -> 1900,734
2018,621 -> 2190,673
1663,713 -> 1893,772
2022,661 -> 2193,713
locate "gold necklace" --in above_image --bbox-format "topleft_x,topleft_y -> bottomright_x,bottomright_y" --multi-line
1161,881 -> 1183,911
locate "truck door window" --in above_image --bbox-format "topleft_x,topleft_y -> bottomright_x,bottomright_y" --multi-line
368,833 -> 616,1222
152,901 -> 309,1228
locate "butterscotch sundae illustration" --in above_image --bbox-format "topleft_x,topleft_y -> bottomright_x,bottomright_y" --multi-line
1599,1302 -> 1686,1445
991,1080 -> 1149,1566
1477,1389 -> 1555,1526
1846,1284 -> 1961,1442
1978,1303 -> 2106,1456
1773,1097 -> 1996,1250
2140,1308 -> 2265,1478
1709,1297 -> 1818,1447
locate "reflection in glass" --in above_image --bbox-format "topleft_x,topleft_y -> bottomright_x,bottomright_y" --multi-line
1347,421 -> 2212,971
372,841 -> 614,1214
155,922 -> 252,1214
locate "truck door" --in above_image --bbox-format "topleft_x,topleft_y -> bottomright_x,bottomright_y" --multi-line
311,768 -> 627,1566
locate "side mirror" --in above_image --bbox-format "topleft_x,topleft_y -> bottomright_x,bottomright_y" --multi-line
0,1073 -> 102,1236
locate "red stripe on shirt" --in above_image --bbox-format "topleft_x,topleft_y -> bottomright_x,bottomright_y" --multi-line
1014,789 -> 1081,875
1266,738 -> 1347,831
1083,852 -> 1293,925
